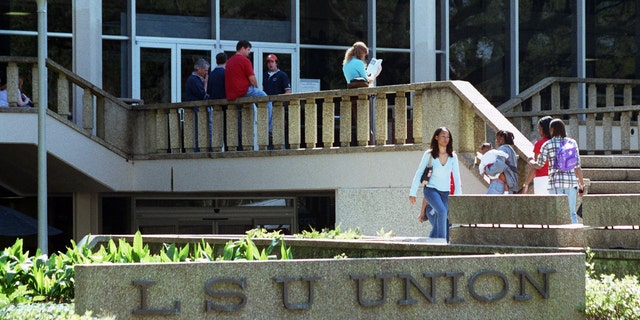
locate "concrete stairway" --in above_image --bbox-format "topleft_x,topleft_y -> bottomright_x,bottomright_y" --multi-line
581,155 -> 640,194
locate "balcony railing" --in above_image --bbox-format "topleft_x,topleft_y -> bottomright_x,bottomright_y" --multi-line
498,77 -> 640,154
5,56 -> 640,161
136,85 -> 431,155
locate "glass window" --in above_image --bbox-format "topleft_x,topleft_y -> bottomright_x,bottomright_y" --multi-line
220,0 -> 292,43
0,1 -> 37,31
449,0 -> 509,105
0,0 -> 71,33
519,1 -> 575,91
0,35 -> 37,57
300,48 -> 345,90
103,0 -> 129,36
374,51 -> 410,86
136,0 -> 212,38
103,40 -> 129,98
585,0 -> 637,80
140,48 -> 172,104
376,0 -> 410,48
300,0 -> 367,46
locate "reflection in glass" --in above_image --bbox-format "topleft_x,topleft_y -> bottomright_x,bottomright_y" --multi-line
103,0 -> 128,36
136,0 -> 212,38
376,0 -> 410,48
300,48 -> 346,90
140,48 -> 171,104
103,40 -> 129,98
374,51 -> 410,86
300,0 -> 367,46
520,1 -> 574,92
220,0 -> 292,42
449,0 -> 509,105
586,1 -> 637,80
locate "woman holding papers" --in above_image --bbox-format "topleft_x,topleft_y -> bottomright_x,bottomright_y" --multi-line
342,41 -> 382,88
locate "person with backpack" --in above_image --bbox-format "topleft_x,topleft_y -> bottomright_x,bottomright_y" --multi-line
528,118 -> 585,224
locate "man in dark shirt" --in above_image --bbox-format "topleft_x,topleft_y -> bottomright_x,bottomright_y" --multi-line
263,54 -> 291,149
207,52 -> 227,100
206,53 -> 227,151
263,54 -> 291,96
184,58 -> 209,101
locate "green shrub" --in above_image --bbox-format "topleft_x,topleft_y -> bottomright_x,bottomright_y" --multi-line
295,225 -> 363,239
0,230 -> 292,306
585,275 -> 640,319
0,302 -> 113,320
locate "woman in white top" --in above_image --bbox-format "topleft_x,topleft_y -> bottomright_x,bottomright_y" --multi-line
409,127 -> 462,241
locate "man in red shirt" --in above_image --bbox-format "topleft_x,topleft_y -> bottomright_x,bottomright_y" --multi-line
225,40 -> 267,150
225,40 -> 266,100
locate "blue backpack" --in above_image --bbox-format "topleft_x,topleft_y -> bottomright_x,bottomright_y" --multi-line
555,139 -> 578,171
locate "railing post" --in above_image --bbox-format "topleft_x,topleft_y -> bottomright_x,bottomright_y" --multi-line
528,93 -> 542,140
31,64 -> 39,106
168,108 -> 180,153
6,62 -> 19,107
389,92 -> 402,145
288,99 -> 301,149
227,105 -> 239,151
321,99 -> 334,148
568,83 -> 579,141
411,89 -> 424,144
604,84 -> 614,154
256,101 -> 269,150
155,110 -> 168,153
57,74 -> 69,117
621,85 -> 632,154
339,96 -> 352,147
183,107 -> 195,152
304,98 -> 317,148
272,101 -> 285,149
551,83 -> 560,111
211,106 -> 224,152
96,96 -> 105,138
586,84 -> 597,154
82,88 -> 93,131
241,104 -> 254,151
195,107 -> 208,152
356,94 -> 370,146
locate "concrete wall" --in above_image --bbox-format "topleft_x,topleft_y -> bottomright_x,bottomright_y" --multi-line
75,253 -> 585,319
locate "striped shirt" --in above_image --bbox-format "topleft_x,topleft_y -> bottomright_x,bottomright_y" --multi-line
536,137 -> 581,190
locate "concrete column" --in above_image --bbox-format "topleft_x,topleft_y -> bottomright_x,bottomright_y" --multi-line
411,0 -> 436,82
72,0 -> 102,129
73,192 -> 100,242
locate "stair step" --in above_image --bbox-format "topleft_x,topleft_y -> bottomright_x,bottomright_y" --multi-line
582,168 -> 640,181
581,155 -> 640,168
587,181 -> 640,194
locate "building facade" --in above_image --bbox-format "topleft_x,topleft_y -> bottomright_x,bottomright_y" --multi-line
0,0 -> 638,250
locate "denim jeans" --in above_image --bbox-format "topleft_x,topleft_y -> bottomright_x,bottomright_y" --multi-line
243,86 -> 267,150
423,186 -> 450,241
550,187 -> 579,224
487,180 -> 510,194
424,203 -> 436,238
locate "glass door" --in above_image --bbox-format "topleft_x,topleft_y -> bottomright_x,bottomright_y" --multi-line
134,38 -> 214,103
134,39 -> 297,102
137,45 -> 174,104
218,41 -> 298,93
